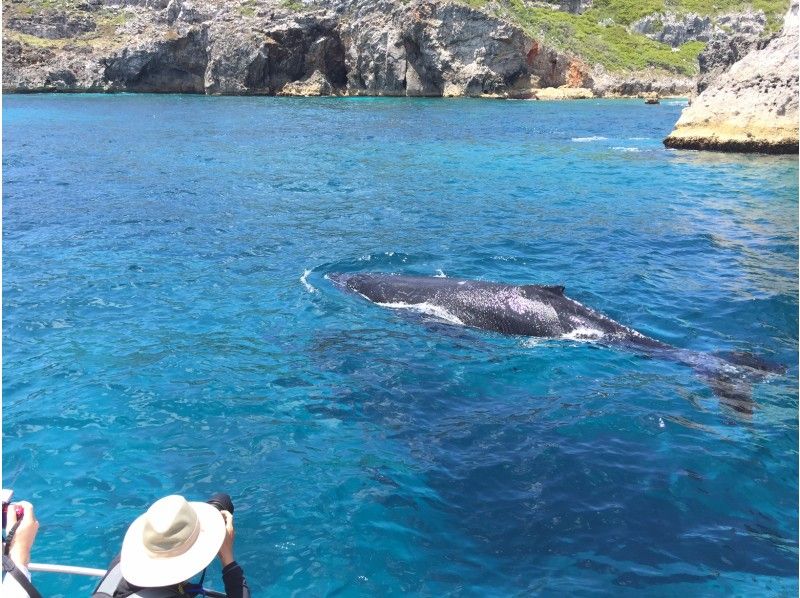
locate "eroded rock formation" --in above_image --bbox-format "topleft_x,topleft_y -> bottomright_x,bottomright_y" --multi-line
3,0 -> 576,97
696,27 -> 772,93
522,0 -> 592,15
7,10 -> 97,39
2,0 -> 670,97
630,10 -> 765,48
664,1 -> 799,153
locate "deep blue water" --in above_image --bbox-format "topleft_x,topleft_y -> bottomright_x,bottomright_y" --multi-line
2,94 -> 798,596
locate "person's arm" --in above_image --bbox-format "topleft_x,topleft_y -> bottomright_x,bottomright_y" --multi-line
217,511 -> 250,598
221,561 -> 250,598
6,502 -> 38,569
3,501 -> 40,598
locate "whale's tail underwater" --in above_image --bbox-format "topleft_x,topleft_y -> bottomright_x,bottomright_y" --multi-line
328,272 -> 786,416
691,350 -> 786,414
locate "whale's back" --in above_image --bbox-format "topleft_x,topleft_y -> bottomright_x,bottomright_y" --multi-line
330,274 -> 587,337
329,273 -> 785,417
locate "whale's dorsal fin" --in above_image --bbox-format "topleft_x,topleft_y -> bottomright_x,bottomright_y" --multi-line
519,284 -> 564,297
520,284 -> 565,297
540,284 -> 566,296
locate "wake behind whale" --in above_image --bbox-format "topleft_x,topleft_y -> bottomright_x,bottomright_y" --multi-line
329,273 -> 785,415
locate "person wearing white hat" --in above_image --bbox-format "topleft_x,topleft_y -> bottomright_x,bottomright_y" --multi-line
92,494 -> 249,598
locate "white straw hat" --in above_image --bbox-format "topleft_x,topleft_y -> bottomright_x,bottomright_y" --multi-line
120,495 -> 226,587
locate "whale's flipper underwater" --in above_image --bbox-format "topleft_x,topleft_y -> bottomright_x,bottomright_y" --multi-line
329,273 -> 785,415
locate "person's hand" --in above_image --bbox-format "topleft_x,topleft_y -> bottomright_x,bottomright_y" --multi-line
6,501 -> 39,568
217,510 -> 235,567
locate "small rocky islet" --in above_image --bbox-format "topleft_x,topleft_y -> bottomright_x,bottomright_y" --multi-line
3,0 -> 798,153
664,0 -> 798,154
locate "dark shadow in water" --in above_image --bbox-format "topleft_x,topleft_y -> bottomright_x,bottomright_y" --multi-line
305,321 -> 798,591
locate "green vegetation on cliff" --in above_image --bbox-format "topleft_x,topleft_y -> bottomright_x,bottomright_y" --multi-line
464,0 -> 789,75
505,2 -> 703,74
2,0 -> 131,51
589,0 -> 788,26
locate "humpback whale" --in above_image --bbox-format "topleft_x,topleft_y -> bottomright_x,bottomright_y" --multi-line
329,273 -> 784,414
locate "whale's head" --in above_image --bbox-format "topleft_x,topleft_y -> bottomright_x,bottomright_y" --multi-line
328,272 -> 354,289
328,273 -> 397,303
328,272 -> 370,296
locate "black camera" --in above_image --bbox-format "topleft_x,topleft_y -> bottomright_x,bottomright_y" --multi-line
2,489 -> 24,530
207,493 -> 234,515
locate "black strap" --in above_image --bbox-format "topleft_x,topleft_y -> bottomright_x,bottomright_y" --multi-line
92,556 -> 123,598
2,554 -> 43,598
3,520 -> 21,555
129,588 -> 185,598
91,555 -> 227,598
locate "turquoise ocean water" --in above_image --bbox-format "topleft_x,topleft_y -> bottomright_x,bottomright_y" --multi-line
2,95 -> 798,596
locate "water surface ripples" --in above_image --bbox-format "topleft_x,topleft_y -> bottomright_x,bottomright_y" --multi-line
3,95 -> 798,596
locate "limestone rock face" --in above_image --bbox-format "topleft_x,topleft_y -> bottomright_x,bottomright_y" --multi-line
696,28 -> 770,93
1,0 -> 687,97
526,40 -> 592,90
2,35 -> 105,92
103,27 -> 209,92
104,0 -> 171,8
631,13 -> 713,47
207,12 -> 347,95
340,2 -> 408,95
533,86 -> 592,100
664,1 -> 799,153
3,0 -> 588,98
521,0 -> 592,15
590,66 -> 693,98
7,10 -> 97,39
278,69 -> 336,96
394,1 -> 533,97
630,10 -> 765,48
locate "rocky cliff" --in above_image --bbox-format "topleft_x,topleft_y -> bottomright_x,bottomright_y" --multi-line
695,27 -> 772,94
664,1 -> 799,153
0,0 -> 696,97
630,10 -> 766,48
2,0 -> 788,98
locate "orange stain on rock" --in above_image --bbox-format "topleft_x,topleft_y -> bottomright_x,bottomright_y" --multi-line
526,42 -> 540,65
566,59 -> 589,87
